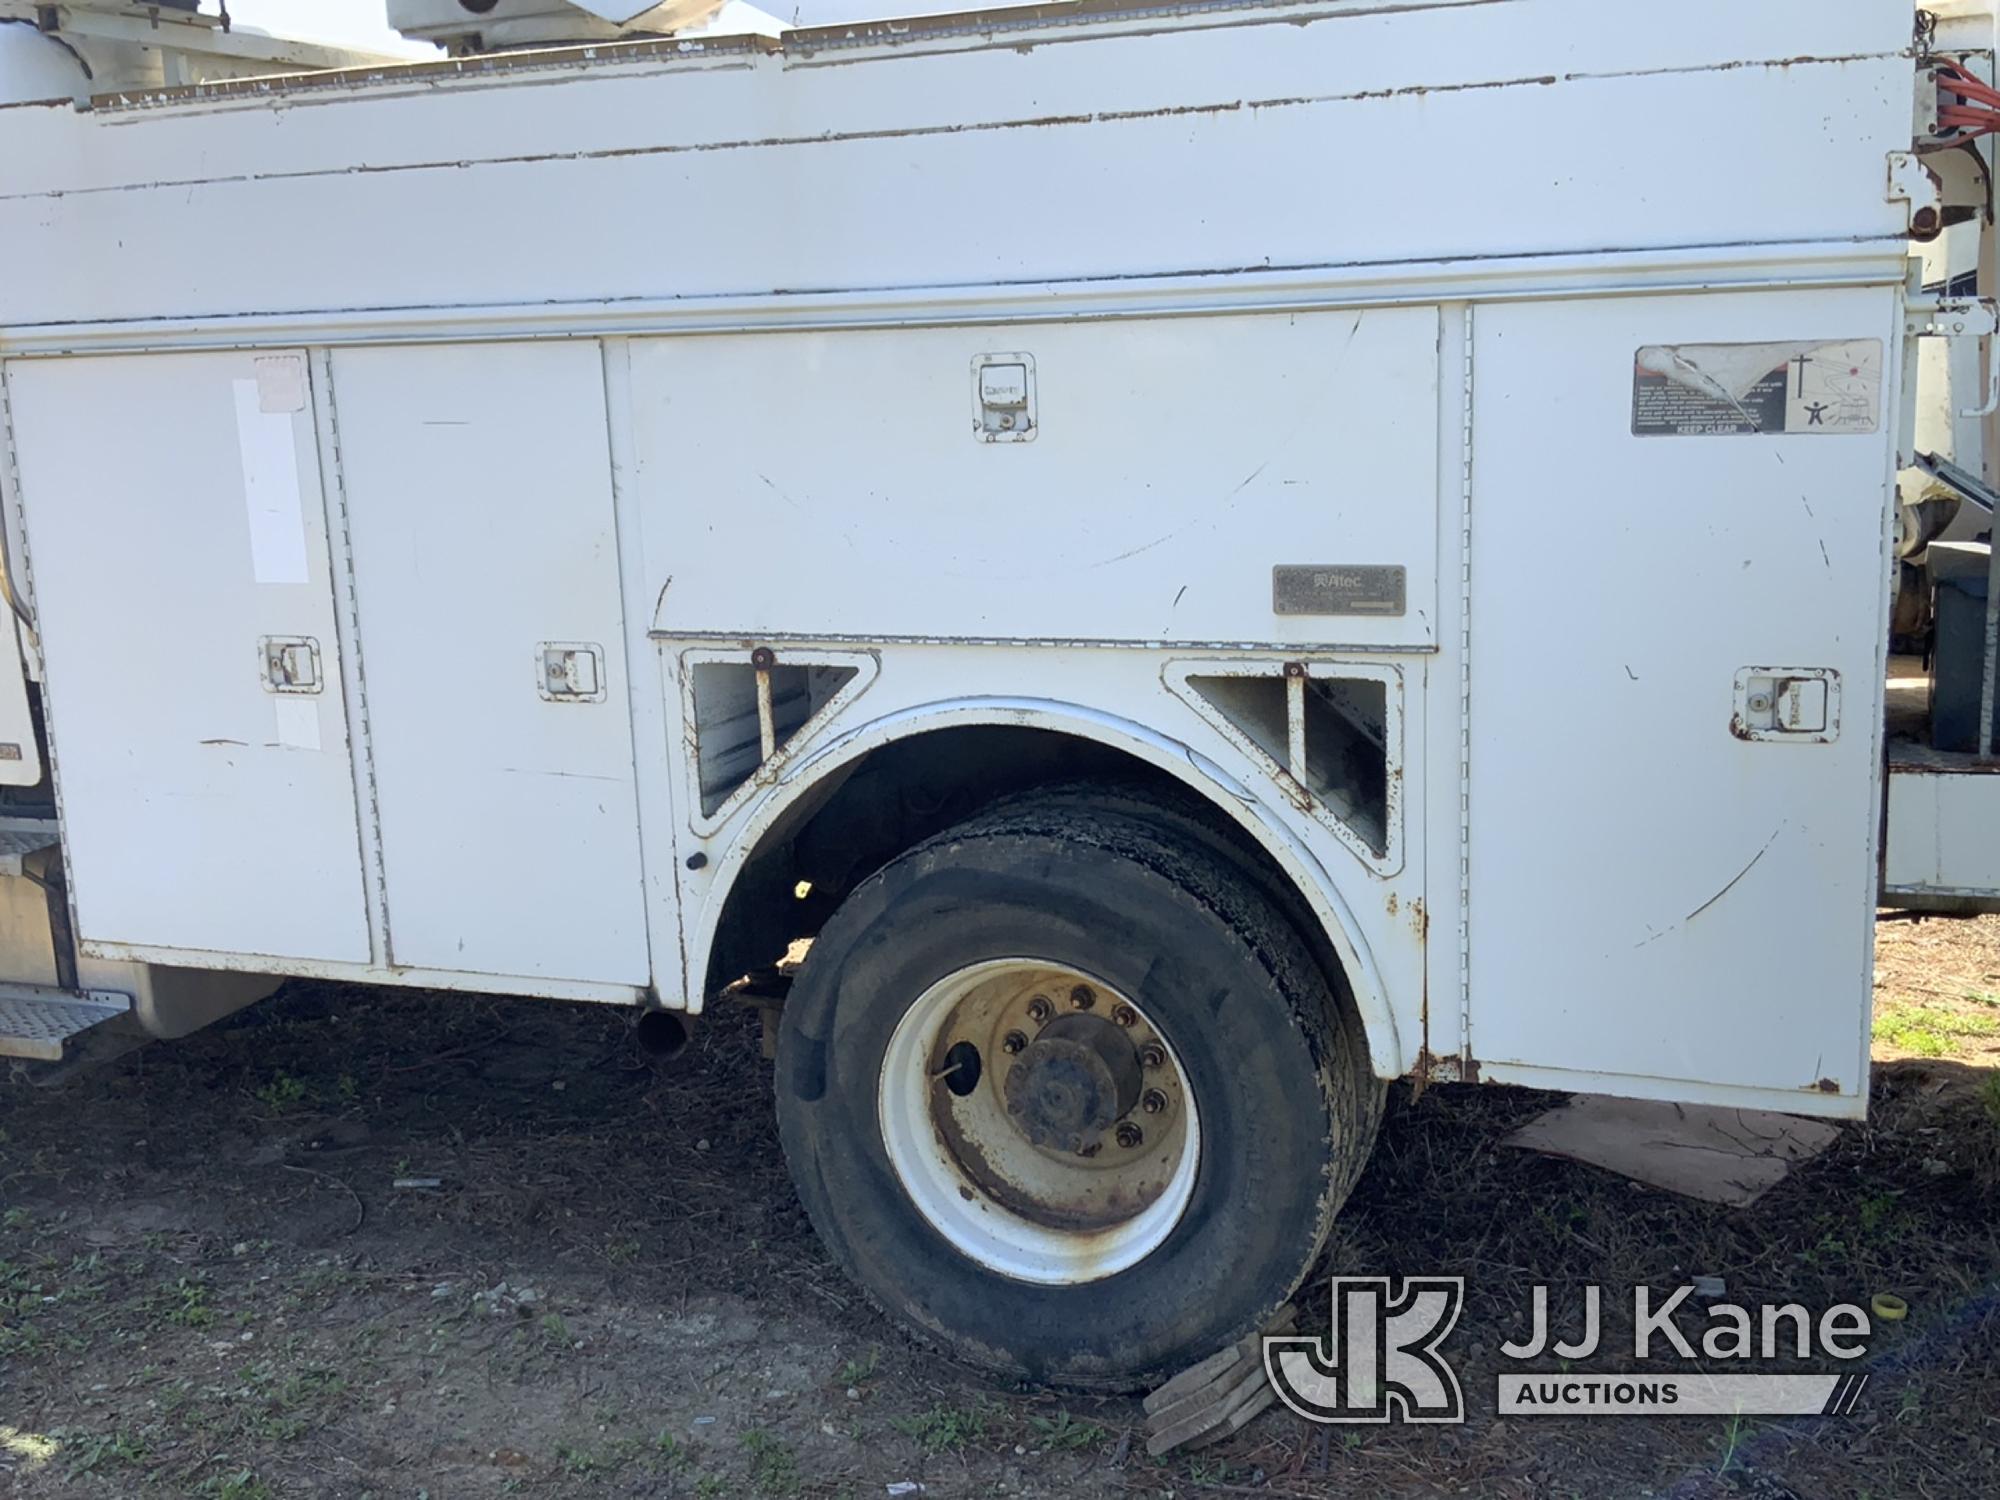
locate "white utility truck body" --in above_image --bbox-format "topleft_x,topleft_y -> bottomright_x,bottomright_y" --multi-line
0,0 -> 1993,1388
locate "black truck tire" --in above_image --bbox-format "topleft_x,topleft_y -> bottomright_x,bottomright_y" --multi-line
774,795 -> 1383,1390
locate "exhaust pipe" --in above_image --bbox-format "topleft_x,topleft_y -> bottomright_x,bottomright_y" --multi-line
634,1008 -> 694,1061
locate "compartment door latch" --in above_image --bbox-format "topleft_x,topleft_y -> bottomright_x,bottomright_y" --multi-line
1732,668 -> 1840,743
260,636 -> 322,695
539,642 -> 606,703
972,353 -> 1037,443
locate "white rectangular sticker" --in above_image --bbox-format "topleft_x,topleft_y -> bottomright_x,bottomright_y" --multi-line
1632,339 -> 1882,437
253,354 -> 308,414
233,379 -> 310,585
273,695 -> 321,752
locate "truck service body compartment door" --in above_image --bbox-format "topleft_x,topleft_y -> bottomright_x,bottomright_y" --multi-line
6,350 -> 370,963
331,342 -> 649,986
1466,290 -> 1895,1104
635,309 -> 1440,649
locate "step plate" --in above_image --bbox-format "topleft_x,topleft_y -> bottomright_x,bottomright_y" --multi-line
0,989 -> 130,1062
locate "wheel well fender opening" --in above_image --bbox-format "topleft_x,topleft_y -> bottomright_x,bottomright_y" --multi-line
686,701 -> 1401,1077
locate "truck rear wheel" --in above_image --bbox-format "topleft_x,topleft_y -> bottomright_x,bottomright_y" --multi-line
774,798 -> 1382,1389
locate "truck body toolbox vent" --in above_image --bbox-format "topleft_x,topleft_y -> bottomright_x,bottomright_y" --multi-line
691,659 -> 860,817
1171,665 -> 1398,869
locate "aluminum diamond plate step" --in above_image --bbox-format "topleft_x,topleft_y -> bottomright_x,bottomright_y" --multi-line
0,986 -> 130,1062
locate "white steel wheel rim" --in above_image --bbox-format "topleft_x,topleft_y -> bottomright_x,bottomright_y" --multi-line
877,958 -> 1202,1286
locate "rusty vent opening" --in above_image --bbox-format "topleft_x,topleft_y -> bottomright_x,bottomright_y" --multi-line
692,660 -> 859,817
1185,671 -> 1388,856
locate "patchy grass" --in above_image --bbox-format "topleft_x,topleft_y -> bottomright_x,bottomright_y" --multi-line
146,1275 -> 217,1329
251,1071 -> 310,1114
1872,912 -> 2000,1070
55,1428 -> 148,1482
537,1311 -> 575,1350
1873,1002 -> 2000,1057
554,1442 -> 613,1480
1026,1410 -> 1108,1451
837,1346 -> 880,1387
890,1401 -> 993,1454
653,1429 -> 689,1466
738,1429 -> 801,1498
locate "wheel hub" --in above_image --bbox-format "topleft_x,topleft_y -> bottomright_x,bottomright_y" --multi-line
876,959 -> 1200,1284
1002,1013 -> 1143,1153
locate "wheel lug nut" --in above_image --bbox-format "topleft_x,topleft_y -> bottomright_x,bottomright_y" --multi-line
1139,1044 -> 1166,1070
1141,1089 -> 1168,1115
1115,1123 -> 1143,1149
1027,996 -> 1052,1023
1002,1030 -> 1027,1055
1070,985 -> 1095,1010
1111,1004 -> 1137,1027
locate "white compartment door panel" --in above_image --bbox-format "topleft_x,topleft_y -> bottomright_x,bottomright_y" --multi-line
632,308 -> 1439,648
1467,291 -> 1894,1101
7,351 -> 370,962
333,342 -> 648,985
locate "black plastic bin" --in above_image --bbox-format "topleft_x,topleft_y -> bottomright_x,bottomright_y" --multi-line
1932,539 -> 1998,753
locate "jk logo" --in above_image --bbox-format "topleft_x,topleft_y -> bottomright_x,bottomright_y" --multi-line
1264,1277 -> 1465,1424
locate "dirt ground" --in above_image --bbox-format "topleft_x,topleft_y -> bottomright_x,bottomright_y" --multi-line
2,915 -> 1997,1499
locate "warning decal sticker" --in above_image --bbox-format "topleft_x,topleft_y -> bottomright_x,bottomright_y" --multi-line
1631,339 -> 1882,437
